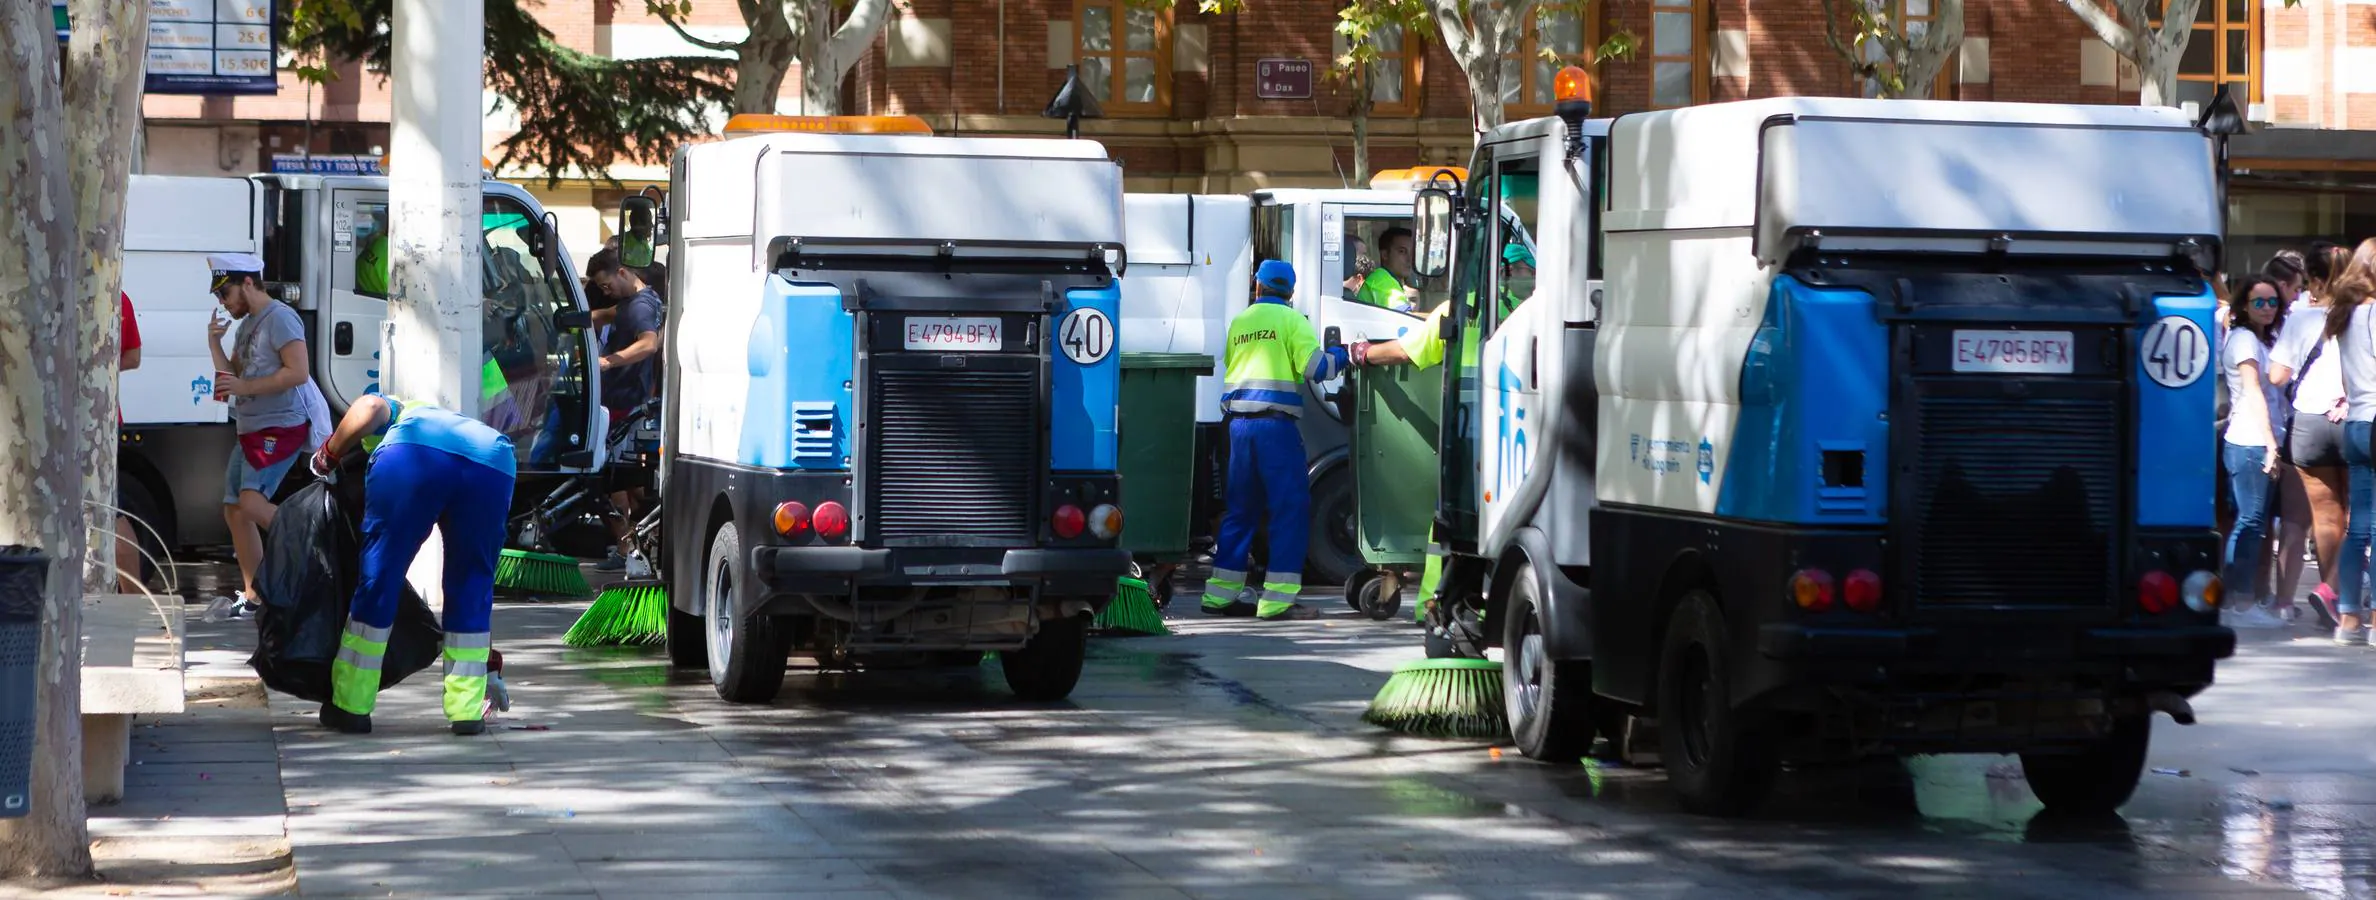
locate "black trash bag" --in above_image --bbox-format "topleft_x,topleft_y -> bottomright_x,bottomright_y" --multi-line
247,478 -> 446,703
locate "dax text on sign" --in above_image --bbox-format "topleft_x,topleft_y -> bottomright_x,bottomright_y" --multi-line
1255,59 -> 1315,100
147,0 -> 278,96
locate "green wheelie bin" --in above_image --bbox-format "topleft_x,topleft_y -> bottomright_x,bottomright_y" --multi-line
1118,352 -> 1214,606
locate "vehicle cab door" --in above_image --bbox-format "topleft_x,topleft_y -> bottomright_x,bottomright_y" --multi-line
321,186 -> 390,409
1475,140 -> 1556,545
480,186 -> 603,473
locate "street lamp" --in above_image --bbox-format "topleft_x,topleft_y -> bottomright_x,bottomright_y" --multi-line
1043,65 -> 1104,140
2197,82 -> 2249,273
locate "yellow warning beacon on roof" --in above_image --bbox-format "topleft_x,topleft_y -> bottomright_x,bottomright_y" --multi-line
1367,166 -> 1468,192
722,114 -> 935,137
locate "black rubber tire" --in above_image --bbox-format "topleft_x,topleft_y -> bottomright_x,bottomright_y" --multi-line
1343,568 -> 1379,611
1002,612 -> 1090,702
1502,559 -> 1598,763
702,523 -> 788,704
1304,468 -> 1362,588
1360,575 -> 1402,621
1655,591 -> 1779,816
2020,716 -> 2152,815
665,601 -> 707,669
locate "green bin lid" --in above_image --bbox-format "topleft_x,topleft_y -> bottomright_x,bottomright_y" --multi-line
1120,352 -> 1215,370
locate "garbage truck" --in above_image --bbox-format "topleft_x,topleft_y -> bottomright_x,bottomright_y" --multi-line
1389,79 -> 2236,815
648,114 -> 1131,704
118,172 -> 606,565
1119,171 -> 1457,587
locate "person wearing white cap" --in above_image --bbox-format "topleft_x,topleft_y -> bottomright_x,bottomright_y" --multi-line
205,252 -> 315,619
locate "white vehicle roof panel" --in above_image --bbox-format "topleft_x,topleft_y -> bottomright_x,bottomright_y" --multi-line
126,176 -> 260,253
1607,98 -> 2219,260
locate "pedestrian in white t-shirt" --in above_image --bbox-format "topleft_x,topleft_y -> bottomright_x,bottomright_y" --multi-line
2321,239 -> 2376,644
2270,248 -> 2346,624
2222,276 -> 2290,628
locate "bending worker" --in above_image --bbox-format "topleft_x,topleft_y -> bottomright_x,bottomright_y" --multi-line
308,392 -> 517,736
1204,259 -> 1349,621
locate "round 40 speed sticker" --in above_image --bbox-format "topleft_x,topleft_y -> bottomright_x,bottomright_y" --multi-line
2138,315 -> 2211,389
1058,307 -> 1114,365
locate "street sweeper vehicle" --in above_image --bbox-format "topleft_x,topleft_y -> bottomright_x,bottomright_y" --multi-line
117,172 -> 606,562
649,114 -> 1132,703
1120,172 -> 1458,588
1386,75 -> 2236,815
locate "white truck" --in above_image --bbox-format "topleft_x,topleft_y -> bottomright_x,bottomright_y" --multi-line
1119,172 -> 1457,586
119,173 -> 606,563
1397,90 -> 2234,816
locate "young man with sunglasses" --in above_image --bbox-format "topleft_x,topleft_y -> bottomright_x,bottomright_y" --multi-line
204,252 -> 314,620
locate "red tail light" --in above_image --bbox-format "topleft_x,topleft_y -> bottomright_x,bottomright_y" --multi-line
1052,504 -> 1086,539
2138,570 -> 2178,614
1790,569 -> 1835,612
1843,569 -> 1882,612
772,501 -> 811,538
813,501 -> 849,542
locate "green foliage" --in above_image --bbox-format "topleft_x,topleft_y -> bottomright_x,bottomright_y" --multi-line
282,0 -> 733,185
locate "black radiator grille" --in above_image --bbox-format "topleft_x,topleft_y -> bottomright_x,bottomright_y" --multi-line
1908,394 -> 2120,607
869,368 -> 1039,544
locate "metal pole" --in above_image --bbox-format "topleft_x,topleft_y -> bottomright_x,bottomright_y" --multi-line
388,0 -> 485,417
390,0 -> 486,611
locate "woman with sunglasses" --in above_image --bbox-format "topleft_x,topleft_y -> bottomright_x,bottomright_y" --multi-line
2224,276 -> 2291,628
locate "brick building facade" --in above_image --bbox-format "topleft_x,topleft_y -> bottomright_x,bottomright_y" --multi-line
136,0 -> 2376,268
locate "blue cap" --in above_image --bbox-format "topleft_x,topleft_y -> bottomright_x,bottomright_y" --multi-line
1255,259 -> 1296,297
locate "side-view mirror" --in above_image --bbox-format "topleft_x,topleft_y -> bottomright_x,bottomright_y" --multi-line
618,195 -> 660,269
554,309 -> 592,331
1413,188 -> 1454,279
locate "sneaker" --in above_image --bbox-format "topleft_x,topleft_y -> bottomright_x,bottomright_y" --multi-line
2224,603 -> 2287,630
318,704 -> 372,734
1257,603 -> 1322,621
592,552 -> 629,574
2312,584 -> 2342,628
2335,614 -> 2367,647
2279,603 -> 2305,625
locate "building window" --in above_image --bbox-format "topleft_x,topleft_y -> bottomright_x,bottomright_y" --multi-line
2177,0 -> 2257,108
1503,7 -> 1593,119
1857,0 -> 1954,99
1367,22 -> 1424,116
1076,1 -> 1171,115
1648,0 -> 1707,108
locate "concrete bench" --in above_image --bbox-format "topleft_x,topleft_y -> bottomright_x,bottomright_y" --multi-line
78,593 -> 185,805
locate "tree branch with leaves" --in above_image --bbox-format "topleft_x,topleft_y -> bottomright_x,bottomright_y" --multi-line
1819,0 -> 1963,99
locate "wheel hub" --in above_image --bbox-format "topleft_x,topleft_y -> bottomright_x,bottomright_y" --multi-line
1515,612 -> 1546,720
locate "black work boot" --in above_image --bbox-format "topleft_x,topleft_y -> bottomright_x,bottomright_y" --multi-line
319,704 -> 372,734
451,719 -> 487,736
1201,600 -> 1258,617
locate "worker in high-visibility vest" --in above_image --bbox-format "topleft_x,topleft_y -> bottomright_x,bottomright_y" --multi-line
308,393 -> 516,736
1203,259 -> 1349,621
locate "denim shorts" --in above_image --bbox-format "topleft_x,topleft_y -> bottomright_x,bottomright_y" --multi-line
223,445 -> 301,505
2289,411 -> 2349,469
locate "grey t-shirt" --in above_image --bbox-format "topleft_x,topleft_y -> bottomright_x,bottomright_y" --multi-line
230,301 -> 309,434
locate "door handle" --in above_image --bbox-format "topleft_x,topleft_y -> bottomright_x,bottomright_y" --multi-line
334,322 -> 354,355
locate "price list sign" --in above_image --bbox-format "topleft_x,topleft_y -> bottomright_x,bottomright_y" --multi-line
146,0 -> 278,95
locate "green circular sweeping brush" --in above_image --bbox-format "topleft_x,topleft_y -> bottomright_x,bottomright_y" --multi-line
495,549 -> 592,598
1093,576 -> 1170,636
1363,657 -> 1507,739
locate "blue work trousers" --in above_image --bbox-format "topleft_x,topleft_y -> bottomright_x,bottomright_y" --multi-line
1207,414 -> 1310,615
337,443 -> 514,718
